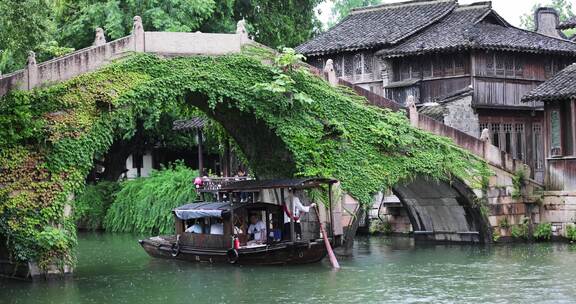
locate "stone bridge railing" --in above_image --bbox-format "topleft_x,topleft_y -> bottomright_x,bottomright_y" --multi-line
332,76 -> 533,180
0,17 -> 251,98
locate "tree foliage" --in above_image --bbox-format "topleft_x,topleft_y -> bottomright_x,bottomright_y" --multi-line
0,0 -> 72,74
0,0 -> 323,73
328,0 -> 382,27
53,0 -> 217,50
234,0 -> 323,48
73,181 -> 120,230
104,163 -> 198,234
520,0 -> 576,37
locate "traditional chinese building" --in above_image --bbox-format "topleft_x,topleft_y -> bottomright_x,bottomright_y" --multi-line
297,0 -> 576,182
523,62 -> 576,190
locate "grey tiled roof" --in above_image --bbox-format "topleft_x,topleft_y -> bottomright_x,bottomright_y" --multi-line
378,4 -> 576,57
522,64 -> 576,102
173,117 -> 206,131
295,0 -> 457,56
558,16 -> 576,30
297,0 -> 576,58
418,104 -> 445,121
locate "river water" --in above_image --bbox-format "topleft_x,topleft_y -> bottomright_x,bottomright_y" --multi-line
2,233 -> 576,304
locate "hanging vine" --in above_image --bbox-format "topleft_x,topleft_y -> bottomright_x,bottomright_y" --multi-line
0,47 -> 487,268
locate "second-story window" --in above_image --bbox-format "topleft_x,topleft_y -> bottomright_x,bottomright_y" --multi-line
344,55 -> 354,76
353,54 -> 362,76
334,55 -> 343,77
484,52 -> 525,78
550,110 -> 562,156
495,55 -> 505,76
364,53 -> 374,74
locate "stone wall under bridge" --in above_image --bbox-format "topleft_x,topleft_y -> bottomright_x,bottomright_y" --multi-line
358,165 -> 576,243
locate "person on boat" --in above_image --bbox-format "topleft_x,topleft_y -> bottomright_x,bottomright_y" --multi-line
185,220 -> 203,233
247,214 -> 266,244
233,215 -> 244,235
235,168 -> 249,202
210,218 -> 224,235
283,196 -> 316,240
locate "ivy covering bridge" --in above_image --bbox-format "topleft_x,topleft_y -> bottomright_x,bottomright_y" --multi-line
0,46 -> 485,270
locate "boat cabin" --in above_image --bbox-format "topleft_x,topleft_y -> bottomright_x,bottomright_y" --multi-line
173,201 -> 285,248
179,178 -> 339,246
139,178 -> 341,265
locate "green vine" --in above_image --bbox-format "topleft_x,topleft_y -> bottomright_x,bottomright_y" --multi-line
0,47 -> 488,268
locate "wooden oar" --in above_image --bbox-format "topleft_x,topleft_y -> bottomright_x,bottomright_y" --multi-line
314,205 -> 340,269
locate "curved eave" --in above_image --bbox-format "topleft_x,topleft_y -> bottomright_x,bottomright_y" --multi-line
377,44 -> 576,58
522,94 -> 576,103
298,43 -> 386,57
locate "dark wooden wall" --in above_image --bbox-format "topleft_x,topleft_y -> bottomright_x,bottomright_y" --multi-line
547,158 -> 576,190
472,51 -> 573,108
386,51 -> 573,106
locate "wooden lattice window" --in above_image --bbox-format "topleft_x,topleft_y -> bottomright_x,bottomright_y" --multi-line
495,55 -> 505,76
344,54 -> 353,76
533,123 -> 543,169
550,110 -> 562,156
353,54 -> 362,76
363,53 -> 373,74
515,123 -> 525,160
334,55 -> 343,77
491,123 -> 501,148
514,57 -> 524,77
505,56 -> 514,77
485,53 -> 494,76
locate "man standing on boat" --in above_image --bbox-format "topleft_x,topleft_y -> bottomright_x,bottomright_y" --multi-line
283,196 -> 316,240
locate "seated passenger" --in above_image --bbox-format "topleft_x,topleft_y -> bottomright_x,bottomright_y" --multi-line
247,215 -> 266,244
185,221 -> 203,233
233,215 -> 244,235
210,219 -> 224,235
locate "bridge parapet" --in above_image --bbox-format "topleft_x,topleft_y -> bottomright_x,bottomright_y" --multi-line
0,17 -> 251,98
333,76 -> 535,181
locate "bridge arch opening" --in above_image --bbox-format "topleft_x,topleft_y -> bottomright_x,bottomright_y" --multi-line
392,177 -> 491,244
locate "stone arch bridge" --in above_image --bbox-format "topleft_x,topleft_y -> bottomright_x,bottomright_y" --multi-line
0,18 -> 540,279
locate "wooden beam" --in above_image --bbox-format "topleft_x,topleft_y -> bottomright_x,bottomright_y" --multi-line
288,189 -> 295,242
197,128 -> 204,175
571,99 -> 576,156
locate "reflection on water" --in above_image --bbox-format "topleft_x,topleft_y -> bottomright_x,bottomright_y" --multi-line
2,233 -> 576,303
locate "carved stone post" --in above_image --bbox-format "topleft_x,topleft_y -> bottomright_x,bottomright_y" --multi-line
480,128 -> 491,159
132,16 -> 145,52
93,28 -> 107,46
407,95 -> 418,127
236,19 -> 249,45
323,59 -> 338,86
26,51 -> 38,90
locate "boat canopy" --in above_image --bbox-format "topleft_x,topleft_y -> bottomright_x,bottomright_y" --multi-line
173,202 -> 283,220
173,202 -> 231,220
219,178 -> 337,192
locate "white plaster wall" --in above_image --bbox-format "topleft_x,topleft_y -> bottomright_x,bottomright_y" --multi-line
125,151 -> 153,179
144,32 -> 242,55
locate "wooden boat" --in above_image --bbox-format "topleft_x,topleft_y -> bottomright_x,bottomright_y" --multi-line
139,178 -> 340,265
